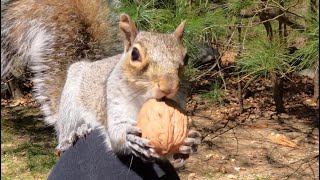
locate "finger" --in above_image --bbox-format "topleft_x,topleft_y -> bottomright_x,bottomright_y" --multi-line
173,158 -> 185,169
131,149 -> 150,162
191,145 -> 198,153
128,143 -> 160,162
188,130 -> 202,138
149,150 -> 160,159
183,137 -> 201,146
128,141 -> 153,159
131,122 -> 137,126
127,141 -> 159,159
126,126 -> 142,136
179,145 -> 193,154
126,134 -> 154,148
173,153 -> 189,160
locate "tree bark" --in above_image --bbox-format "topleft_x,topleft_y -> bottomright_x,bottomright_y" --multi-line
314,61 -> 319,109
238,80 -> 244,113
284,24 -> 288,45
278,0 -> 288,45
279,20 -> 283,41
311,0 -> 317,13
278,0 -> 284,42
260,12 -> 273,41
237,19 -> 244,113
7,78 -> 24,99
271,73 -> 285,113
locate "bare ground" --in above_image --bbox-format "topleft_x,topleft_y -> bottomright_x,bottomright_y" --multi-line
178,75 -> 319,180
1,75 -> 319,180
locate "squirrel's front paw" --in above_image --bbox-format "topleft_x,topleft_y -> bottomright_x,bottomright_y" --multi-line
56,132 -> 76,154
56,124 -> 92,154
173,130 -> 202,167
76,123 -> 92,139
179,129 -> 201,154
126,125 -> 160,162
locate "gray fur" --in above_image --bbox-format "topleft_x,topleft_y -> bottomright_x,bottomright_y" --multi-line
1,0 -> 122,126
56,55 -> 120,152
1,0 -> 201,164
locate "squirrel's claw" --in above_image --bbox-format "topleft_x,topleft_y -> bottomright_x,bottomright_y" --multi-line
126,126 -> 159,161
172,153 -> 189,169
56,123 -> 92,153
127,141 -> 158,162
172,129 -> 201,167
178,130 -> 201,154
76,123 -> 92,139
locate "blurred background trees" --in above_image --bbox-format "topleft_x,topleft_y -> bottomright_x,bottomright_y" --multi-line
2,0 -> 319,113
114,0 -> 319,112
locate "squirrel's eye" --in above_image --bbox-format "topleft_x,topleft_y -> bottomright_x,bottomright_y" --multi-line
131,47 -> 140,62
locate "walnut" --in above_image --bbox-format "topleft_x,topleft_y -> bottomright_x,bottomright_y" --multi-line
137,99 -> 188,156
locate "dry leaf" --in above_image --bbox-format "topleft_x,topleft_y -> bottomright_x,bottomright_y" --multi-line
269,133 -> 297,148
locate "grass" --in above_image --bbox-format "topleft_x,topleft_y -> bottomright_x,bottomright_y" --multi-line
1,106 -> 58,179
255,176 -> 271,180
200,82 -> 224,104
201,170 -> 224,179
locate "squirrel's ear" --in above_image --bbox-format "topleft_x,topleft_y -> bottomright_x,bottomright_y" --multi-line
174,20 -> 186,41
119,13 -> 138,52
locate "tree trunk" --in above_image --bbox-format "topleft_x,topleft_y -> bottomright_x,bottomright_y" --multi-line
237,19 -> 244,113
259,7 -> 273,41
279,20 -> 283,41
188,0 -> 192,12
279,0 -> 288,46
238,80 -> 244,113
278,0 -> 284,42
7,78 -> 24,99
311,0 -> 317,13
309,0 -> 318,108
314,61 -> 319,109
284,24 -> 287,45
271,73 -> 285,113
263,21 -> 273,41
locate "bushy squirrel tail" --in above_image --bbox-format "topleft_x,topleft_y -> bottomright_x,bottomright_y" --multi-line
1,0 -> 122,125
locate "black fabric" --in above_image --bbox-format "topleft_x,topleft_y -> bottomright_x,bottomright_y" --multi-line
48,129 -> 180,180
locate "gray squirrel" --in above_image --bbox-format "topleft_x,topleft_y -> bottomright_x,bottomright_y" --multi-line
1,0 -> 201,164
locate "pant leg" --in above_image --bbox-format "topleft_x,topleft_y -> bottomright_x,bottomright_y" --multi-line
47,129 -> 180,180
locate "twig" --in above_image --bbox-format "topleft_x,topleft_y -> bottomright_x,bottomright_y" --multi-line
210,122 -> 239,140
202,11 -> 288,30
269,0 -> 305,20
308,163 -> 316,180
201,118 -> 231,140
285,155 -> 319,179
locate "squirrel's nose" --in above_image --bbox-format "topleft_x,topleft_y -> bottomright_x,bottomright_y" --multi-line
158,76 -> 179,96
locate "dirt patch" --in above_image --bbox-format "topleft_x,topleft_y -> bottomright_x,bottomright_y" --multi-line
178,76 -> 319,180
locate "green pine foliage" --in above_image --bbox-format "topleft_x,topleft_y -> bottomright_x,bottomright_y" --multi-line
116,0 -> 318,103
291,11 -> 319,71
236,40 -> 293,80
115,0 -> 231,68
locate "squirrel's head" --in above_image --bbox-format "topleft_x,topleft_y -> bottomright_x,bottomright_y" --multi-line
119,14 -> 188,100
